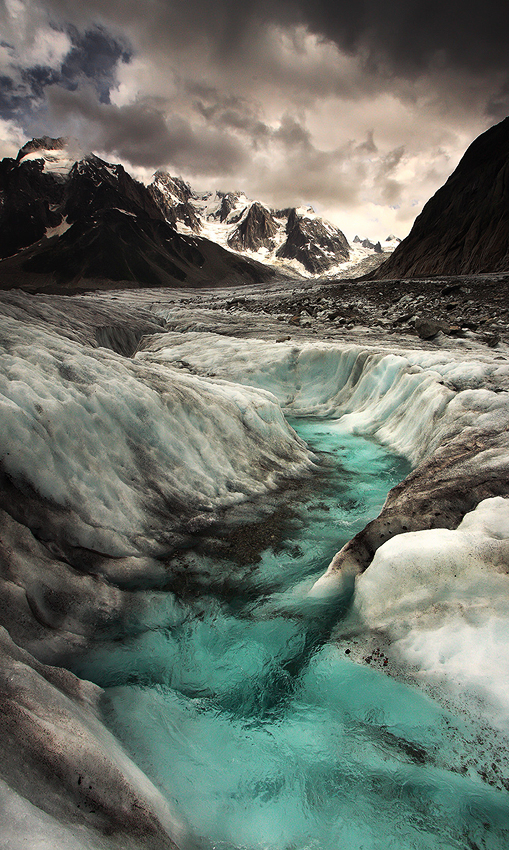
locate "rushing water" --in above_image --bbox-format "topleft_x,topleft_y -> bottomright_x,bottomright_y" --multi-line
71,420 -> 509,850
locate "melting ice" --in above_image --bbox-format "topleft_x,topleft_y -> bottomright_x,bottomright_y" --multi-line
71,422 -> 509,850
2,294 -> 509,849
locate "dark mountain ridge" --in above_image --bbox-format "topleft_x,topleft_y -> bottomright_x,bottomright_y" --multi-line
227,202 -> 279,252
0,140 -> 275,291
276,207 -> 350,274
373,117 -> 509,279
0,152 -> 66,259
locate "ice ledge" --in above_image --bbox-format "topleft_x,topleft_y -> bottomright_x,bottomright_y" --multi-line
134,327 -> 509,584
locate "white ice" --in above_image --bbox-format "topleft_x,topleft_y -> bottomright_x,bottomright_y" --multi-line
0,317 -> 314,559
353,497 -> 509,730
20,146 -> 76,176
0,778 -> 114,850
2,290 -> 509,848
134,326 -> 509,727
136,330 -> 509,465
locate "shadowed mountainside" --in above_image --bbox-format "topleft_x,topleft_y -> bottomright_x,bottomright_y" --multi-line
0,143 -> 275,292
372,116 -> 509,278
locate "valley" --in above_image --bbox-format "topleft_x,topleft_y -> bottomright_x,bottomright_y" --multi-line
2,120 -> 509,849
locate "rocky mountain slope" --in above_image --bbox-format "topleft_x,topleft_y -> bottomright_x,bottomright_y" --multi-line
373,116 -> 509,278
148,175 -> 354,275
275,207 -> 350,273
0,139 -> 275,292
0,137 -> 398,290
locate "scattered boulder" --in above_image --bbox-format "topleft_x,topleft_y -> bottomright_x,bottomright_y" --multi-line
480,331 -> 501,347
415,317 -> 443,340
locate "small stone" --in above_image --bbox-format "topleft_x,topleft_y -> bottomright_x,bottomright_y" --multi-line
481,332 -> 501,347
441,284 -> 463,296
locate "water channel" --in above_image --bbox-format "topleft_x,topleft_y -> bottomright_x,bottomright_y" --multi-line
71,419 -> 509,850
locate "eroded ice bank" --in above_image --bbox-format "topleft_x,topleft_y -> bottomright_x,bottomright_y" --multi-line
1,291 -> 509,848
137,329 -> 509,735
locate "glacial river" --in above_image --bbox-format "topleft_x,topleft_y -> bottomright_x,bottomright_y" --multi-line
71,420 -> 509,850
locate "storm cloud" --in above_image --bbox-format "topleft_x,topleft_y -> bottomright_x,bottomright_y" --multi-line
36,0 -> 509,73
1,0 -> 508,238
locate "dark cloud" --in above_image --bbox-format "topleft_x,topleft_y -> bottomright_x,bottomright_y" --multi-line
42,0 -> 509,79
0,74 -> 21,119
487,79 -> 509,121
356,130 -> 377,155
45,84 -> 248,173
3,0 -> 508,238
379,146 -> 405,175
293,0 -> 509,77
0,21 -> 130,126
60,25 -> 131,102
30,0 -> 509,138
274,114 -> 312,149
188,86 -> 271,145
24,62 -> 59,92
7,2 -> 508,121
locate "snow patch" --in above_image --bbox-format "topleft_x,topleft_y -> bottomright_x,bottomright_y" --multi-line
21,148 -> 76,176
44,216 -> 72,239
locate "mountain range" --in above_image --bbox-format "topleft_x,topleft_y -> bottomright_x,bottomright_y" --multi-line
3,116 -> 509,293
0,139 -> 275,292
0,137 -> 393,293
149,172 -> 354,274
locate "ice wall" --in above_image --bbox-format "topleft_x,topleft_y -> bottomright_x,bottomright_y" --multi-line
136,330 -> 509,466
0,300 -> 316,847
351,497 -> 509,732
137,330 -> 509,581
0,627 -> 183,850
0,318 -> 314,563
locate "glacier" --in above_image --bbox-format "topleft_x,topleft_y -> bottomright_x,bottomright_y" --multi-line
1,285 -> 509,849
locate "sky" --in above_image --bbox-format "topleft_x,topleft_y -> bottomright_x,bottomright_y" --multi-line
1,0 -> 509,241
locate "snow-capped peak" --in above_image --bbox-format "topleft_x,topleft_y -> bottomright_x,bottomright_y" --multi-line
17,137 -> 78,177
147,171 -> 358,276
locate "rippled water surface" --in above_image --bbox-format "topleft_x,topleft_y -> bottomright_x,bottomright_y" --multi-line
72,420 -> 509,850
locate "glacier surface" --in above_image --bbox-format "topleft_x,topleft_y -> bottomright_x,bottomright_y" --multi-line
1,286 -> 509,849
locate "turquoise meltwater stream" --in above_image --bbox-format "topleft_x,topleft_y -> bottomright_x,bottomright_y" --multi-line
71,420 -> 509,850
